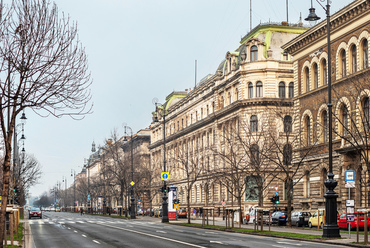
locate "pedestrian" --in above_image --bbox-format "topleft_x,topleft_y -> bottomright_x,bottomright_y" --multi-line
80,207 -> 84,215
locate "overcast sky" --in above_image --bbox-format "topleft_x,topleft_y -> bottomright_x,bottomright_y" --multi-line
21,0 -> 354,199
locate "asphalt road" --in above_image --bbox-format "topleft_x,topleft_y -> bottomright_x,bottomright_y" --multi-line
27,212 -> 349,248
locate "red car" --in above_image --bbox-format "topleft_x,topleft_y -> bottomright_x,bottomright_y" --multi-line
338,212 -> 370,230
29,207 -> 42,219
177,209 -> 187,218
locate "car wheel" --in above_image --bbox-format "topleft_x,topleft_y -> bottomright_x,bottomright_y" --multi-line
321,223 -> 324,229
296,222 -> 300,227
308,222 -> 312,228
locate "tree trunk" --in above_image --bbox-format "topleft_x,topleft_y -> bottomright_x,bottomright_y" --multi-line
0,150 -> 12,247
187,189 -> 191,224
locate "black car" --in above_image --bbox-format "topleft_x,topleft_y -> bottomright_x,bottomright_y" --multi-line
291,211 -> 311,227
271,211 -> 287,226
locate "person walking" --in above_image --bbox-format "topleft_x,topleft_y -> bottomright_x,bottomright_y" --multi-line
80,207 -> 84,215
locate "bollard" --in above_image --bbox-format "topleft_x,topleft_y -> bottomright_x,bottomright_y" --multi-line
357,212 -> 359,243
10,213 -> 13,246
365,211 -> 368,244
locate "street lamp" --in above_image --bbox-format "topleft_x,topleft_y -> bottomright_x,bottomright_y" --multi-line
123,125 -> 136,219
62,176 -> 67,212
153,100 -> 169,223
71,169 -> 76,212
305,0 -> 340,238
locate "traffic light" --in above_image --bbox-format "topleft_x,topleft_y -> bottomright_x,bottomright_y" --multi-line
275,195 -> 280,204
271,195 -> 276,203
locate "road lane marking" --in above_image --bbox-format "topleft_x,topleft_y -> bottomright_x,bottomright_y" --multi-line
210,241 -> 223,244
156,231 -> 167,233
277,242 -> 302,246
97,222 -> 207,248
74,230 -> 78,233
93,240 -> 100,244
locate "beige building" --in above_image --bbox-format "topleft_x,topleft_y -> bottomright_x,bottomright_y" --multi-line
150,23 -> 308,214
282,0 -> 370,212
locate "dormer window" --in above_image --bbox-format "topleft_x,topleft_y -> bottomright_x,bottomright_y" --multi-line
251,45 -> 258,62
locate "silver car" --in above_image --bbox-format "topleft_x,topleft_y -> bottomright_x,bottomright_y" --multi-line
291,211 -> 311,227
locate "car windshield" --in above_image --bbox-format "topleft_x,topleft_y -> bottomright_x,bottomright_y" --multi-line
31,208 -> 40,211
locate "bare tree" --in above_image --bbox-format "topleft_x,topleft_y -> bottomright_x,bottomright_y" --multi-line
0,0 -> 92,243
266,103 -> 322,227
330,70 -> 370,207
174,140 -> 204,224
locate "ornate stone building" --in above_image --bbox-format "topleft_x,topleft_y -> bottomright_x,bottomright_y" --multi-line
282,0 -> 370,212
150,23 -> 308,214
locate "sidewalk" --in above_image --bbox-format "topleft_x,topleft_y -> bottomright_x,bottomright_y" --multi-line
139,215 -> 370,247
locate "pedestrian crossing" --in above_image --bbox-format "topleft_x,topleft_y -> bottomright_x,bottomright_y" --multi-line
28,218 -> 160,226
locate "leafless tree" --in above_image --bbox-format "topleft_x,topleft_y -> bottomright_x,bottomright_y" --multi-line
174,140 -> 204,224
0,0 -> 92,243
330,70 -> 370,207
265,103 -> 322,227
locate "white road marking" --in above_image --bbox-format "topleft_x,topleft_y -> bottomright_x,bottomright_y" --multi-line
156,230 -> 167,233
74,230 -> 78,233
93,240 -> 100,244
210,241 -> 223,244
97,222 -> 207,248
82,234 -> 87,238
205,232 -> 215,234
277,242 -> 302,246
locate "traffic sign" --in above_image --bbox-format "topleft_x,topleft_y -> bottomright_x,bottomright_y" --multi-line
345,181 -> 355,188
130,181 -> 135,186
275,191 -> 279,195
174,204 -> 179,209
161,172 -> 169,180
345,170 -> 355,181
87,194 -> 90,201
222,202 -> 226,207
274,187 -> 279,191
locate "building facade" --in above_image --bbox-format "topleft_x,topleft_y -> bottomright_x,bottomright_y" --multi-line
282,0 -> 370,212
150,23 -> 308,215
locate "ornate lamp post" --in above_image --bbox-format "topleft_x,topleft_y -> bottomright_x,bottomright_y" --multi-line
153,100 -> 169,223
305,0 -> 340,238
123,125 -> 136,219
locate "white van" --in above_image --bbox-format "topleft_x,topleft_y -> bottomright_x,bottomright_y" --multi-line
244,208 -> 270,225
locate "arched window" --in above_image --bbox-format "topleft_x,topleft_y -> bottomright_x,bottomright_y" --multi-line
350,45 -> 357,73
250,115 -> 258,132
288,82 -> 294,98
251,45 -> 258,62
248,82 -> 253,98
250,144 -> 259,165
279,81 -> 285,98
304,67 -> 310,92
284,115 -> 292,133
340,104 -> 349,136
361,39 -> 368,69
363,97 -> 370,131
321,110 -> 328,143
340,49 -> 346,78
283,144 -> 292,165
305,116 -> 311,146
320,59 -> 327,85
313,63 -> 318,89
256,81 -> 263,97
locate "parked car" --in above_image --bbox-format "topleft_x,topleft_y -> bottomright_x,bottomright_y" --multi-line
291,211 -> 312,227
244,208 -> 270,225
55,207 -> 61,212
308,210 -> 339,228
29,207 -> 42,219
137,208 -> 143,215
144,208 -> 152,216
271,211 -> 287,226
338,212 -> 370,230
177,209 -> 187,218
